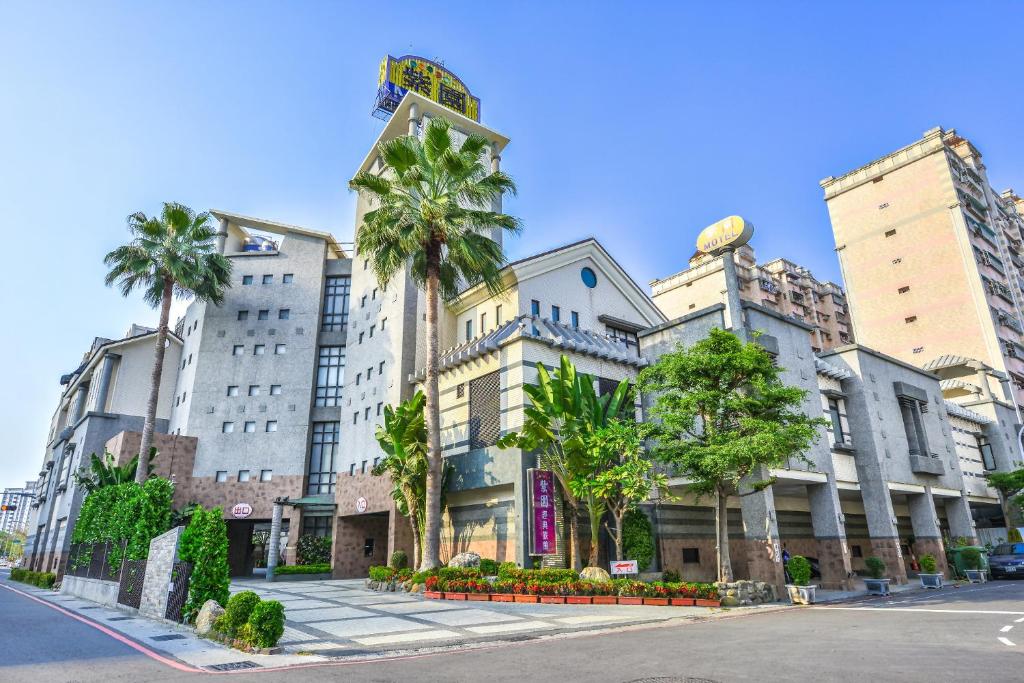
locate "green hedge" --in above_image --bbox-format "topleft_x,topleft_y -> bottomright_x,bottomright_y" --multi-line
9,568 -> 56,589
180,506 -> 230,623
622,509 -> 655,571
71,478 -> 174,571
216,591 -> 260,637
243,600 -> 285,649
368,565 -> 413,582
479,558 -> 499,575
296,535 -> 331,565
274,564 -> 331,575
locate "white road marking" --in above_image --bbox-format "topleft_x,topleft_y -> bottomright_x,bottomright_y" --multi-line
1016,617 -> 1024,623
814,607 -> 1024,615
998,637 -> 1016,647
1001,625 -> 1014,633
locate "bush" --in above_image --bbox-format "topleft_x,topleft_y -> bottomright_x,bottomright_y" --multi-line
865,556 -> 886,579
961,547 -> 982,570
275,564 -> 330,575
244,600 -> 285,649
9,569 -> 56,589
1009,527 -> 1023,543
296,535 -> 332,566
478,558 -> 499,575
217,591 -> 260,637
497,561 -> 518,580
662,569 -> 681,583
919,554 -> 937,574
369,565 -> 396,582
390,550 -> 408,570
787,555 -> 812,586
179,506 -> 230,623
438,567 -> 483,582
495,567 -> 577,584
622,509 -> 655,571
410,568 -> 438,585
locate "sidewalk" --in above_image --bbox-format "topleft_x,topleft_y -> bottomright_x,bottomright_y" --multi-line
815,579 -> 925,603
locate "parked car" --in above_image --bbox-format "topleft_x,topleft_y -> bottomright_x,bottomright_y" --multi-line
988,542 -> 1024,579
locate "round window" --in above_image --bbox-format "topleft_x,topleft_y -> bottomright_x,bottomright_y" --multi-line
581,267 -> 598,288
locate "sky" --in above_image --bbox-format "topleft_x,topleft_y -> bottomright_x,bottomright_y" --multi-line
1,1 -> 1023,486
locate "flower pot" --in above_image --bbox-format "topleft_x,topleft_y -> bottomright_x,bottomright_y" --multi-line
965,569 -> 987,584
864,578 -> 890,596
513,595 -> 539,603
670,597 -> 696,606
592,595 -> 617,605
643,598 -> 670,606
540,596 -> 566,604
490,593 -> 515,602
919,573 -> 943,589
695,598 -> 720,607
787,585 -> 816,605
617,596 -> 643,605
423,591 -> 443,600
446,592 -> 468,600
467,593 -> 491,601
566,596 -> 592,605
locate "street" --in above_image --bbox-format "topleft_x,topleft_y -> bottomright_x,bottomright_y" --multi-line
2,575 -> 1021,682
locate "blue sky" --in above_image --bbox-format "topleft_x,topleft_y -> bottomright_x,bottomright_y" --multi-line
2,1 -> 1022,485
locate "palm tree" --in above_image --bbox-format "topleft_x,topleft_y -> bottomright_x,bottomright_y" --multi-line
351,117 -> 520,569
104,203 -> 232,483
72,448 -> 155,493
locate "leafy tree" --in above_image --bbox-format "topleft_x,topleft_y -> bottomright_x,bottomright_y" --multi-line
498,356 -> 633,569
638,328 -> 826,582
374,391 -> 428,569
351,118 -> 519,569
104,203 -> 232,482
180,506 -> 230,621
986,467 -> 1024,530
72,448 -> 155,493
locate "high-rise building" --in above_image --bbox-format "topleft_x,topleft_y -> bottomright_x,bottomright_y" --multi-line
1,483 -> 33,535
821,126 -> 1024,408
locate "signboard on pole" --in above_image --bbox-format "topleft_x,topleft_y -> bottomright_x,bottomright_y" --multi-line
529,469 -> 557,555
610,560 -> 639,575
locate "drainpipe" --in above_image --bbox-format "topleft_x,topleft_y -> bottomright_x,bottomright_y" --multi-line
266,499 -> 284,581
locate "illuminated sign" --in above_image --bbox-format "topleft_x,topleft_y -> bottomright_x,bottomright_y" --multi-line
373,55 -> 480,122
696,215 -> 754,255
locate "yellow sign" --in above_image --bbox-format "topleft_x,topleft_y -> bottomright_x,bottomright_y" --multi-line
696,216 -> 754,255
374,55 -> 480,122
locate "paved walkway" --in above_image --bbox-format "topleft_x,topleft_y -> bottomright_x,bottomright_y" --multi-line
230,578 -> 737,656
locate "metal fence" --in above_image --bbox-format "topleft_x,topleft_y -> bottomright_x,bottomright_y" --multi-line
67,541 -> 126,581
117,559 -> 147,609
165,561 -> 193,622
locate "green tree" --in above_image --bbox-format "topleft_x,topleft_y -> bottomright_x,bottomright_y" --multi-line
180,506 -> 230,621
986,467 -> 1024,530
351,117 -> 519,569
638,328 -> 826,582
72,448 -> 155,493
104,203 -> 232,483
622,509 -> 656,571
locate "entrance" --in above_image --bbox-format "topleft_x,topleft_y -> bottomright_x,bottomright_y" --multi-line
226,520 -> 289,577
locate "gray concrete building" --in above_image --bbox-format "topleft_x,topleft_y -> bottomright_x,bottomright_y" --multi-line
1,483 -> 33,536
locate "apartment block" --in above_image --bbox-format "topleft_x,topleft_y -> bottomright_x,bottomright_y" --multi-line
651,244 -> 853,352
1,483 -> 33,535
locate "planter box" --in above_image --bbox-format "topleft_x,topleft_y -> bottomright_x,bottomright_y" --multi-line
467,593 -> 491,602
643,598 -> 670,606
566,596 -> 593,605
423,591 -> 444,600
490,593 -> 515,602
864,578 -> 890,596
919,573 -> 943,589
513,595 -> 539,603
965,569 -> 987,584
445,592 -> 468,601
670,597 -> 696,606
617,596 -> 643,605
269,572 -> 332,582
540,596 -> 566,604
695,598 -> 721,607
592,595 -> 618,605
786,585 -> 816,605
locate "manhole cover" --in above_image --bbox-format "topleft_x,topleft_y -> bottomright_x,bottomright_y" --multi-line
206,661 -> 262,672
151,634 -> 186,641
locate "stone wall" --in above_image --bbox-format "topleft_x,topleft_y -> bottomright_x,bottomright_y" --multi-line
139,526 -> 182,619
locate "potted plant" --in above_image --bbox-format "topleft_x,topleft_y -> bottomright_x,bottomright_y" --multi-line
863,556 -> 890,595
918,554 -> 943,589
785,555 -> 816,605
961,547 -> 986,583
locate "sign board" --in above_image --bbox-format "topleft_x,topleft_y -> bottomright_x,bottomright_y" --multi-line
374,55 -> 481,122
610,560 -> 639,575
696,215 -> 754,255
355,497 -> 368,513
231,503 -> 252,519
528,469 -> 557,555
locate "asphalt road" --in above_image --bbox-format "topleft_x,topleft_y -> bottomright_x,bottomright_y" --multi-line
2,576 -> 1021,683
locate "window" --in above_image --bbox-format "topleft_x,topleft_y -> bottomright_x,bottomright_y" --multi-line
216,470 -> 228,483
182,358 -> 186,370
898,286 -> 910,294
222,422 -> 234,433
465,319 -> 473,341
254,344 -> 266,355
302,515 -> 332,537
361,295 -> 367,308
851,545 -> 863,558
682,548 -> 700,564
244,421 -> 256,433
606,326 -> 639,352
238,310 -> 249,321
270,384 -> 282,395
369,324 -> 375,338
181,391 -> 187,403
358,332 -> 364,344
377,402 -> 383,416
495,305 -> 502,324
282,273 -> 293,283
551,305 -> 560,322
279,309 -> 290,320
249,385 -> 260,396
322,276 -> 351,331
979,437 -> 996,470
372,287 -> 378,300
480,312 -> 487,332
233,345 -> 244,356
897,395 -> 930,457
531,299 -> 540,316
275,344 -> 286,354
316,347 -> 345,406
364,407 -> 371,420
905,316 -> 917,323
580,267 -> 598,288
227,386 -> 239,397
380,317 -> 387,331
367,367 -> 373,380
356,372 -> 362,386
571,311 -> 579,328
256,309 -> 268,321
262,274 -> 273,285
242,275 -> 253,285
266,421 -> 278,432
238,470 -> 250,482
353,412 -> 358,424
188,354 -> 192,365
361,460 -> 367,474
260,469 -> 273,482
378,361 -> 384,374
826,397 -> 850,445
307,422 -> 339,494
469,371 -> 501,449
456,383 -> 465,398
885,229 -> 897,237
349,463 -> 356,476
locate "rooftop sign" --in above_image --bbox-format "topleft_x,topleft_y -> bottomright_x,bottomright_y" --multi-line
373,55 -> 480,122
696,215 -> 753,255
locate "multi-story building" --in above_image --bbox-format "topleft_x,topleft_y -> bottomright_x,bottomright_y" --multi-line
650,244 -> 853,352
1,483 -> 33,535
821,126 -> 1024,407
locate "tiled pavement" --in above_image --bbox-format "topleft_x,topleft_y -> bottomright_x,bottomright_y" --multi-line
229,578 -> 729,656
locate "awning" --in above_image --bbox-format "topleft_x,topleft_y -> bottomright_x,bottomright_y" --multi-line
279,495 -> 336,513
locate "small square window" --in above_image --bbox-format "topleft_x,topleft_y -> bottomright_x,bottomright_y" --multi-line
279,309 -> 290,320
282,273 -> 293,283
359,332 -> 364,344
361,459 -> 367,474
380,318 -> 387,331
275,344 -> 286,355
682,547 -> 700,564
266,420 -> 278,432
215,470 -> 228,483
551,305 -> 561,322
353,412 -> 359,424
364,407 -> 371,420
238,310 -> 249,321
367,367 -> 373,380
905,315 -> 917,323
531,299 -> 540,316
233,345 -> 244,356
244,421 -> 256,433
356,373 -> 362,386
254,344 -> 266,355
262,274 -> 273,284
258,309 -> 269,320
222,422 -> 234,433
242,275 -> 253,285
571,311 -> 579,328
238,469 -> 250,482
456,384 -> 465,398
372,287 -> 378,300
379,361 -> 384,374
376,402 -> 383,416
885,228 -> 896,237
898,286 -> 910,294
369,325 -> 375,338
270,384 -> 282,395
361,295 -> 367,308
851,545 -> 863,558
260,469 -> 273,482
349,463 -> 356,476
248,385 -> 260,396
227,386 -> 239,397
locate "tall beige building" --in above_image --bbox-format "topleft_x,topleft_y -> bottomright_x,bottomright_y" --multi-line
651,243 -> 853,352
821,126 -> 1024,407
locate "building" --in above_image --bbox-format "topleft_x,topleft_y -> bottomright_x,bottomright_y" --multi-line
651,244 -> 853,352
1,483 -> 33,535
821,126 -> 1024,407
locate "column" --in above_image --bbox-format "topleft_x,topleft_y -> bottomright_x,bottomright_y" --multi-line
970,362 -> 994,401
899,400 -> 921,455
407,101 -> 420,137
739,472 -> 786,593
266,500 -> 283,581
908,489 -> 948,575
387,501 -> 417,569
216,217 -> 228,254
808,481 -> 855,589
94,353 -> 119,414
513,449 -> 535,568
944,495 -> 978,545
858,481 -> 908,583
720,248 -> 746,337
71,383 -> 89,424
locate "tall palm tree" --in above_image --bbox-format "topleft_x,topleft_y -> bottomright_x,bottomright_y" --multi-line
104,203 -> 232,483
351,117 -> 520,570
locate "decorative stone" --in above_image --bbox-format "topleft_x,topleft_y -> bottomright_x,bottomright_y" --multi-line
720,596 -> 741,607
410,582 -> 424,593
195,600 -> 225,636
580,566 -> 612,582
448,552 -> 482,568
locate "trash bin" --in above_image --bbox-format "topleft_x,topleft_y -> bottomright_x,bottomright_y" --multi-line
948,546 -> 989,579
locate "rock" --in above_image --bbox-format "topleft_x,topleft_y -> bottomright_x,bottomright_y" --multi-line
410,582 -> 424,593
719,596 -> 741,607
195,600 -> 224,636
448,552 -> 482,568
580,566 -> 612,582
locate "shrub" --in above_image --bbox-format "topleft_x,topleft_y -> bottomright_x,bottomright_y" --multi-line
389,550 -> 408,570
179,506 -> 230,623
961,547 -> 982,571
369,565 -> 396,582
865,556 -> 886,579
296,535 -> 332,566
919,554 -> 937,574
1009,527 -> 1023,543
275,564 -> 330,575
787,555 -> 812,586
662,569 -> 681,583
244,600 -> 285,649
478,558 -> 499,575
497,561 -> 519,579
410,568 -> 438,585
622,509 -> 655,571
438,567 -> 483,582
9,569 -> 56,589
217,591 -> 260,637
495,567 -> 577,584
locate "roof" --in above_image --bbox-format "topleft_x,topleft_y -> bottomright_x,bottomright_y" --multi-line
815,357 -> 853,381
944,400 -> 991,425
60,328 -> 182,392
209,210 -> 348,258
922,355 -> 988,372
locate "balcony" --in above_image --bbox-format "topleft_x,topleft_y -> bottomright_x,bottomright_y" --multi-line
909,454 -> 944,476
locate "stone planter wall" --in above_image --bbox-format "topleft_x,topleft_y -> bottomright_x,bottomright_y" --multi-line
715,580 -> 777,607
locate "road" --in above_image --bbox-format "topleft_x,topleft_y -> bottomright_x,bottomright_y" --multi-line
2,575 -> 1021,682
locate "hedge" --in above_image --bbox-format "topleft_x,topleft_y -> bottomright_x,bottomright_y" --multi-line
180,506 -> 230,622
10,568 -> 57,589
296,535 -> 331,566
426,573 -> 718,599
368,565 -> 413,582
274,564 -> 331,575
